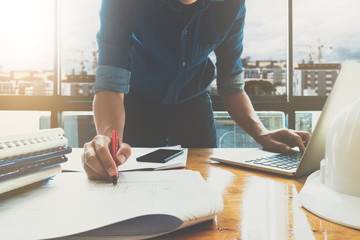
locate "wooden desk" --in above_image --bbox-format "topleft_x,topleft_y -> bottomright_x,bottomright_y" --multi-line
157,148 -> 359,240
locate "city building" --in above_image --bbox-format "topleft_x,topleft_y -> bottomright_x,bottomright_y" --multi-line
294,63 -> 341,96
62,73 -> 95,96
242,58 -> 287,96
0,70 -> 54,95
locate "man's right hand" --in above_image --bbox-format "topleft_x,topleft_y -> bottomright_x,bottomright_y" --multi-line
81,134 -> 132,181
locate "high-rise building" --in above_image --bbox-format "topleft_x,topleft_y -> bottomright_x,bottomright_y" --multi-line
294,63 -> 340,96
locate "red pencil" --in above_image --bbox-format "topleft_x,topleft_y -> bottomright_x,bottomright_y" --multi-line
111,130 -> 119,185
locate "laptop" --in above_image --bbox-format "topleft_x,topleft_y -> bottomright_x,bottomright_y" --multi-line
210,61 -> 360,177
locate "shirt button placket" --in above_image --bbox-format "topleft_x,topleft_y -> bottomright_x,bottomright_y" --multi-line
182,29 -> 188,68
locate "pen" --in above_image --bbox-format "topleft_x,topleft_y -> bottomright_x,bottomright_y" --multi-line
110,130 -> 119,185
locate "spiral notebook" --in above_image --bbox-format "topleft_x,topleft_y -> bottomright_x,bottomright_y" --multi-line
0,128 -> 72,194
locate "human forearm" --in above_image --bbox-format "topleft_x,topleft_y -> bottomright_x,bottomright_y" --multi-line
82,90 -> 131,181
222,91 -> 311,153
221,91 -> 268,144
93,91 -> 125,139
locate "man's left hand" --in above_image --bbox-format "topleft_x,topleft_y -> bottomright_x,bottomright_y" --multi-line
256,129 -> 311,153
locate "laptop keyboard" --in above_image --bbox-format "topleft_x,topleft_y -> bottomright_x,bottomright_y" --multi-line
245,151 -> 302,170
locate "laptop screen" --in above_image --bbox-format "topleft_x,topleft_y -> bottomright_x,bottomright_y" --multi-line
296,61 -> 360,176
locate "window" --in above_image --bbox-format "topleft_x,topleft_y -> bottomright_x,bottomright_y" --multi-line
293,0 -> 360,96
215,112 -> 284,148
61,0 -> 100,97
295,111 -> 321,133
61,111 -> 96,147
242,0 -> 287,98
0,0 -> 55,96
209,0 -> 288,99
1,0 -> 359,148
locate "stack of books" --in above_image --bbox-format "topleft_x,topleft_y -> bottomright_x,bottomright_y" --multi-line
0,128 -> 72,194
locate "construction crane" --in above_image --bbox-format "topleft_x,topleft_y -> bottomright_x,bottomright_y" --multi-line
305,45 -> 316,64
317,40 -> 333,63
302,40 -> 333,64
64,42 -> 98,74
91,42 -> 98,74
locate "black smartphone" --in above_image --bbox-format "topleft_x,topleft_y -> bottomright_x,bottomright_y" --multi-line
136,149 -> 184,163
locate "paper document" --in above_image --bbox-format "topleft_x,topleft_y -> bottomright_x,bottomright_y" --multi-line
0,170 -> 223,239
118,145 -> 187,171
61,146 -> 187,172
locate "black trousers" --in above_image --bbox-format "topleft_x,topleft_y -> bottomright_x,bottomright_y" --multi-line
123,91 -> 217,148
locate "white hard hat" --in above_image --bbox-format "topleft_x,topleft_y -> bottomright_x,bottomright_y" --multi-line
323,98 -> 360,197
299,98 -> 360,229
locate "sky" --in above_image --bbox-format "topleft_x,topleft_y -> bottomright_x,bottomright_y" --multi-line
244,0 -> 360,63
0,0 -> 359,73
0,0 -> 55,72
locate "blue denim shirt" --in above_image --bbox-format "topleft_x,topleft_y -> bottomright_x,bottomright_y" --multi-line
94,0 -> 246,104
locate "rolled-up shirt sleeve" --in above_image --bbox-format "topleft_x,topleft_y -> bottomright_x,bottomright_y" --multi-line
215,0 -> 246,96
216,71 -> 244,96
93,65 -> 131,94
94,0 -> 133,94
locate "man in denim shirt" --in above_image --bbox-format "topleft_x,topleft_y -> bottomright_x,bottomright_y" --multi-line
82,0 -> 310,181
